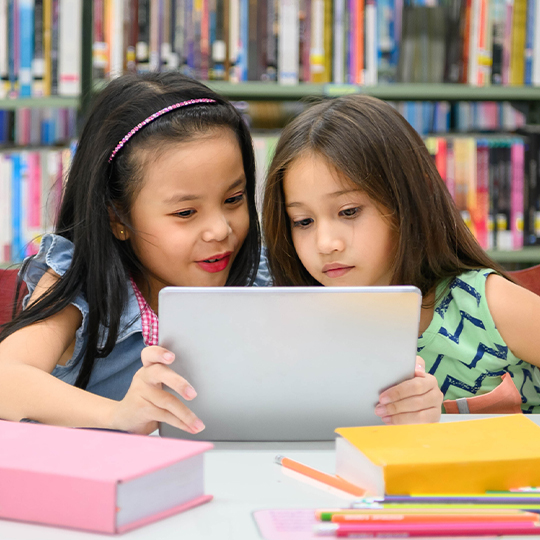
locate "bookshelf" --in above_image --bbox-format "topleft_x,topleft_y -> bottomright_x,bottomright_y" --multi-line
206,82 -> 540,103
0,97 -> 80,109
4,1 -> 540,268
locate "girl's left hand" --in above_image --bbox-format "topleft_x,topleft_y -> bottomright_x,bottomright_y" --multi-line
374,357 -> 443,424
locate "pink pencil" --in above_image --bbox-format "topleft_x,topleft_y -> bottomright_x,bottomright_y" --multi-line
315,520 -> 540,537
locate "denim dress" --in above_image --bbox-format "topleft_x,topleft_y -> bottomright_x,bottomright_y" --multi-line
21,234 -> 271,401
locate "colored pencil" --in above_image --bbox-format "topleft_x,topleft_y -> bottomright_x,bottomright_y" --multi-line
314,520 -> 540,537
331,512 -> 540,523
274,455 -> 366,497
316,508 -> 533,521
356,494 -> 540,504
351,502 -> 540,511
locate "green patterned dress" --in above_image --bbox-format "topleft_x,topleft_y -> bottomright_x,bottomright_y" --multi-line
417,269 -> 540,413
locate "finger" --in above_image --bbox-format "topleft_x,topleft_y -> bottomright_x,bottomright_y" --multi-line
378,376 -> 432,405
382,406 -> 441,425
138,363 -> 197,400
143,402 -> 198,434
376,387 -> 441,418
141,345 -> 175,368
143,384 -> 205,433
415,356 -> 427,377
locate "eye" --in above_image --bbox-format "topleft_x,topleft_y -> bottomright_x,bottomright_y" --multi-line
225,192 -> 245,205
174,209 -> 196,218
340,207 -> 361,218
292,218 -> 313,229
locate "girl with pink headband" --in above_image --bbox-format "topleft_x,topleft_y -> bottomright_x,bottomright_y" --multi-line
0,72 -> 266,434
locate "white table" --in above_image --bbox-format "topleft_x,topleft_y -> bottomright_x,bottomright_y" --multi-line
1,415 -> 540,540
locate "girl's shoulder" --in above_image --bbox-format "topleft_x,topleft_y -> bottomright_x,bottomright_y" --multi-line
21,233 -> 78,300
434,268 -> 496,315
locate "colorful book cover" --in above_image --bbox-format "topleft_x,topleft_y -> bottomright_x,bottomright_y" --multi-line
136,0 -> 150,73
265,0 -> 278,81
497,139 -> 513,250
377,0 -> 396,83
524,0 -> 535,84
475,139 -> 490,249
278,0 -> 299,84
236,0 -> 248,80
299,0 -> 311,82
467,0 -> 480,85
502,0 -> 513,85
477,0 -> 493,86
42,0 -> 51,94
335,415 -> 540,496
445,138 -> 456,202
0,0 -> 7,98
356,0 -> 366,84
228,0 -> 239,81
333,0 -> 345,83
509,0 -> 526,84
32,0 -> 44,96
26,151 -> 41,255
7,0 -> 19,97
309,0 -> 325,82
533,0 -> 540,85
511,138 -> 524,249
199,0 -> 210,78
490,0 -> 504,83
323,0 -> 332,81
364,0 -> 377,85
174,0 -> 186,74
247,0 -> 258,79
0,421 -> 213,534
11,152 -> 22,261
19,0 -> 36,98
0,153 -> 12,263
50,0 -> 60,94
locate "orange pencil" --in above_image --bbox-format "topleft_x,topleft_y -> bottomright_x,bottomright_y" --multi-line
275,455 -> 366,497
332,512 -> 540,523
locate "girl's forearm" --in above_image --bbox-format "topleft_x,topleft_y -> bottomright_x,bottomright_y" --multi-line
0,363 -> 118,429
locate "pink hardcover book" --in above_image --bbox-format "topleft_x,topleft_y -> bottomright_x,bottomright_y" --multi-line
511,139 -> 524,250
0,421 -> 213,534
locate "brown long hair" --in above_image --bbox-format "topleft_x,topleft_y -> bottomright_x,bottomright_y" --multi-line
262,94 -> 509,295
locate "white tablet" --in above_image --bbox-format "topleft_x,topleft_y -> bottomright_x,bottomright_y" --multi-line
158,286 -> 421,441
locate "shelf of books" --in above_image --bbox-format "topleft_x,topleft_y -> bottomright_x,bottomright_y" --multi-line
205,83 -> 540,102
3,0 -> 540,268
0,97 -> 79,109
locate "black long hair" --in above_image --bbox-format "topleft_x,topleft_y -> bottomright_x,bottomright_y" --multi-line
0,72 -> 261,389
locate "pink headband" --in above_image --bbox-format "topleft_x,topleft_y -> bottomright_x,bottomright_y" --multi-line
108,98 -> 217,163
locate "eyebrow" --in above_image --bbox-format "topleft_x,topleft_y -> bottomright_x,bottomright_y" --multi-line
163,177 -> 246,205
286,189 -> 360,208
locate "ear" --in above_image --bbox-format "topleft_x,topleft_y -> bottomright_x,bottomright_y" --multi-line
108,206 -> 130,241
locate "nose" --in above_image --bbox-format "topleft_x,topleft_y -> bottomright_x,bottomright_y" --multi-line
202,212 -> 233,243
316,220 -> 345,255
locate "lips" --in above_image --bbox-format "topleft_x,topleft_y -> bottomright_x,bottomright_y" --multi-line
322,263 -> 354,279
196,252 -> 232,273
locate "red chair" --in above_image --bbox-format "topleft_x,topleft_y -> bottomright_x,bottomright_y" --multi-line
0,269 -> 27,326
508,264 -> 540,297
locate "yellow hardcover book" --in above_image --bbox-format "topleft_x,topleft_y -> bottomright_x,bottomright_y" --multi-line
509,0 -> 526,85
43,0 -> 51,96
335,415 -> 540,496
323,0 -> 332,82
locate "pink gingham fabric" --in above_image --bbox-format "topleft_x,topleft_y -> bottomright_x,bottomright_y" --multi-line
129,277 -> 159,346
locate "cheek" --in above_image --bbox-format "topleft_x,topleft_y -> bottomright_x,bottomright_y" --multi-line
235,206 -> 250,241
291,231 -> 311,265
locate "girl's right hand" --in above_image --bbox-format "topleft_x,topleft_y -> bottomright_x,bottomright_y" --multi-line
109,346 -> 205,435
